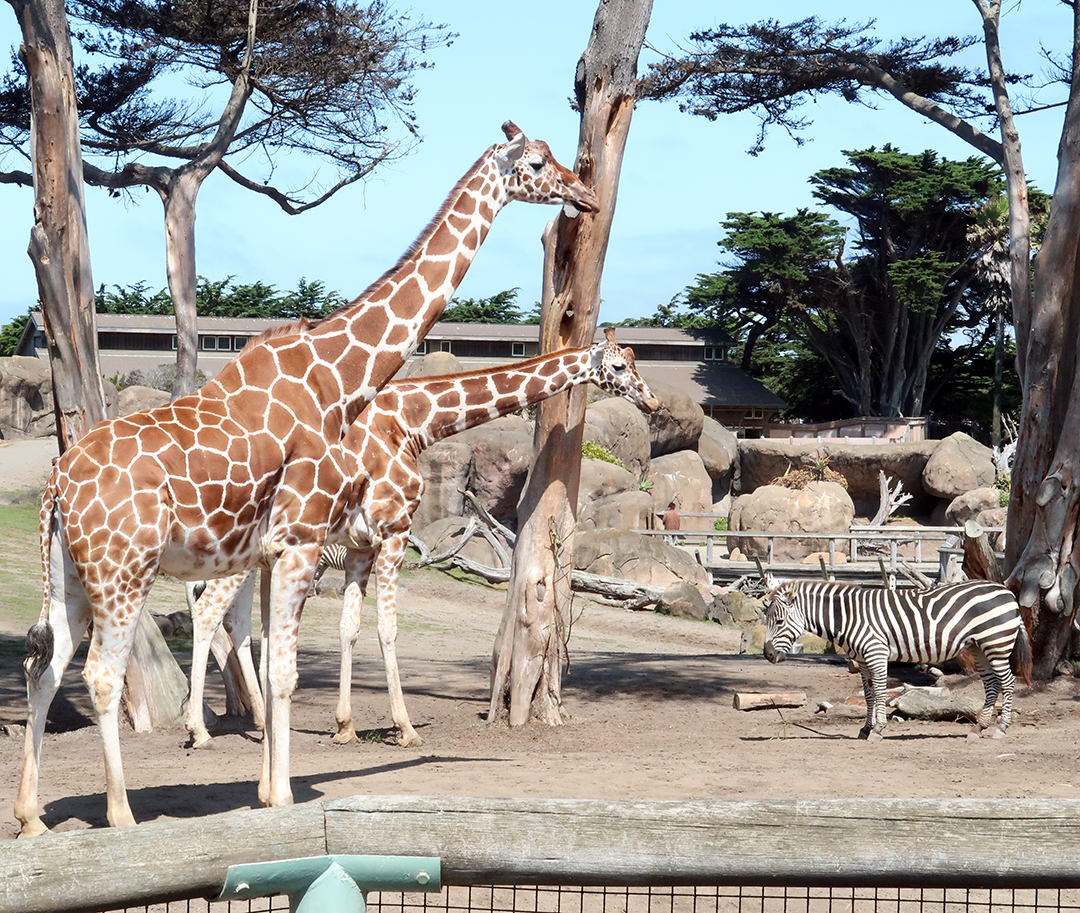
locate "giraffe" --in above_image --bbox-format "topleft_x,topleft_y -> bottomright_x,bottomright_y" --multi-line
185,328 -> 660,749
16,121 -> 598,837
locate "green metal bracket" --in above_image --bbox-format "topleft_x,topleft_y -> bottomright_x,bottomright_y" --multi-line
216,854 -> 441,913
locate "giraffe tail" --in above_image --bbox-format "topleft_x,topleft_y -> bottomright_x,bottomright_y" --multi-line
1010,619 -> 1033,687
26,472 -> 60,685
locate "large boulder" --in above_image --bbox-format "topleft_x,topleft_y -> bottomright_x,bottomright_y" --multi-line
583,396 -> 651,478
698,417 -> 738,505
575,529 -> 709,588
576,458 -> 642,529
944,487 -> 1001,526
399,351 -> 462,379
647,450 -> 713,530
729,481 -> 855,561
922,432 -> 996,500
452,415 -> 534,527
656,581 -> 709,621
578,489 -> 654,532
413,440 -> 472,530
0,356 -> 54,440
118,384 -> 169,417
646,380 -> 703,458
738,439 -> 939,516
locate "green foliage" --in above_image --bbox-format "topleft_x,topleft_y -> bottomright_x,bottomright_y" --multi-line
582,440 -> 625,468
0,312 -> 30,357
713,517 -> 729,532
442,288 -> 523,323
638,474 -> 654,492
95,277 -> 345,320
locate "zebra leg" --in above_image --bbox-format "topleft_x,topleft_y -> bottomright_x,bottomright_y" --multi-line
973,643 -> 1015,737
856,654 -> 888,740
966,645 -> 1003,737
333,547 -> 375,745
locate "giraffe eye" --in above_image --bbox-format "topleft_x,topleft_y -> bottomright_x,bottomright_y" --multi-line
528,156 -> 545,172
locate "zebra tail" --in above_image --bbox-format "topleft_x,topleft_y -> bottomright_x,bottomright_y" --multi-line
1011,621 -> 1033,687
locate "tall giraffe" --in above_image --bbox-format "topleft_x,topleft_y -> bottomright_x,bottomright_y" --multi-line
186,329 -> 660,749
16,121 -> 597,837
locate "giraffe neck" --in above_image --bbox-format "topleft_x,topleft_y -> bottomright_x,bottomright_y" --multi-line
394,347 -> 594,449
314,147 -> 510,426
206,145 -> 510,434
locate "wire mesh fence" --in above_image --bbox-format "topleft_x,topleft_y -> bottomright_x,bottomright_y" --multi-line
104,884 -> 1080,913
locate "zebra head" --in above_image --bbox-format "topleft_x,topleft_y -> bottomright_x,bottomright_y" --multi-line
763,581 -> 803,664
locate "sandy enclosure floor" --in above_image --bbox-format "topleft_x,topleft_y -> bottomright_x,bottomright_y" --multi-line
0,440 -> 1079,841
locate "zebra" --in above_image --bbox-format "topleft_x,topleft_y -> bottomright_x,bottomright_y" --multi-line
762,578 -> 1032,740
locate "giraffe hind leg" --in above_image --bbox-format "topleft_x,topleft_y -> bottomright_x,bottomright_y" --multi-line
16,546 -> 92,837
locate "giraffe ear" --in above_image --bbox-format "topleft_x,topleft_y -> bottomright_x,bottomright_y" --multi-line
496,131 -> 526,168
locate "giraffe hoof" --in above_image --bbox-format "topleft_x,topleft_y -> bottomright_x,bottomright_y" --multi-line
332,729 -> 357,745
397,732 -> 423,748
190,735 -> 217,750
17,818 -> 50,839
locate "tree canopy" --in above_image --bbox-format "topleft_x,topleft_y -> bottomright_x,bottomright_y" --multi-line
94,276 -> 345,318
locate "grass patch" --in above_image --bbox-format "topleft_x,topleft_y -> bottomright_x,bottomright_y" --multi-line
0,501 -> 43,634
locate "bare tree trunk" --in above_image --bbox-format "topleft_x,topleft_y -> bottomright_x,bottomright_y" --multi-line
489,0 -> 653,727
1004,5 -> 1080,676
162,173 -> 203,399
9,0 -> 107,450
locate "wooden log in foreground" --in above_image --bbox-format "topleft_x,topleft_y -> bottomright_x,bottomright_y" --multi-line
6,796 -> 1080,913
732,691 -> 807,711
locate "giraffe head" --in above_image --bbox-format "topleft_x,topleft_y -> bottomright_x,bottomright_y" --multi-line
497,121 -> 599,215
588,327 -> 661,412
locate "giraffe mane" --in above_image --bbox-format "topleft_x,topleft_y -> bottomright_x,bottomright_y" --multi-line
320,146 -> 500,323
393,347 -> 591,387
238,318 -> 314,355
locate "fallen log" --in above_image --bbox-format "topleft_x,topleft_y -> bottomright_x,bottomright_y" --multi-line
733,691 -> 807,711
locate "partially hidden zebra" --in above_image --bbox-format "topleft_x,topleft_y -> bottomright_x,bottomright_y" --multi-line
762,578 -> 1032,740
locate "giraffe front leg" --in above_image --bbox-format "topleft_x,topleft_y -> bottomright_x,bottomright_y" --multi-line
333,548 -> 374,745
374,536 -> 421,747
259,547 -> 319,809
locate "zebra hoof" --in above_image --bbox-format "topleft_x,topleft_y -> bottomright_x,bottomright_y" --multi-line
865,729 -> 884,742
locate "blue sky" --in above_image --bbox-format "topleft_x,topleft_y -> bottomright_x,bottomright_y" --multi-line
0,1 -> 1071,332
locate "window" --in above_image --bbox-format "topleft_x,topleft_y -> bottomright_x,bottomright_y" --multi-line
200,335 -> 233,351
440,340 -> 452,353
704,346 -> 716,360
512,342 -> 526,357
232,336 -> 250,350
415,340 -> 428,355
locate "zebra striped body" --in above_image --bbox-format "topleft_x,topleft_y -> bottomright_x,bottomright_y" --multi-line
763,579 -> 1031,739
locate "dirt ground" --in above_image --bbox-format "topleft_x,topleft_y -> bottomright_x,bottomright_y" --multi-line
2,441 -> 1080,842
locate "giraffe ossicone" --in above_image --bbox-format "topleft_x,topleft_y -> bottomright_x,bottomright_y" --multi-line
185,328 -> 659,750
16,122 -> 596,837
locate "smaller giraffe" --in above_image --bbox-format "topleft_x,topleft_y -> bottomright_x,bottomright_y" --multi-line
187,328 -> 659,747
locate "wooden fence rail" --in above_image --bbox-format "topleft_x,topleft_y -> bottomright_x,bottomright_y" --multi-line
5,796 -> 1080,913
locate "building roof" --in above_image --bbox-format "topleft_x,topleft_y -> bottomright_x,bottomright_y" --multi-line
636,359 -> 786,409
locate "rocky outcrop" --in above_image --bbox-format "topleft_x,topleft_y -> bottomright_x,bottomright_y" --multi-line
647,380 -> 703,458
729,481 -> 855,561
737,439 -> 939,516
118,385 -> 170,416
699,417 -> 738,505
944,487 -> 1001,526
647,450 -> 713,530
451,415 -> 534,527
0,356 -> 54,440
577,459 -> 650,532
922,432 -> 996,500
574,529 -> 709,588
399,351 -> 462,379
414,441 -> 472,530
656,581 -> 709,621
583,396 -> 651,477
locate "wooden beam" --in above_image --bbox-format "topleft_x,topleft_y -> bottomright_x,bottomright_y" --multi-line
732,691 -> 807,711
6,796 -> 1080,913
